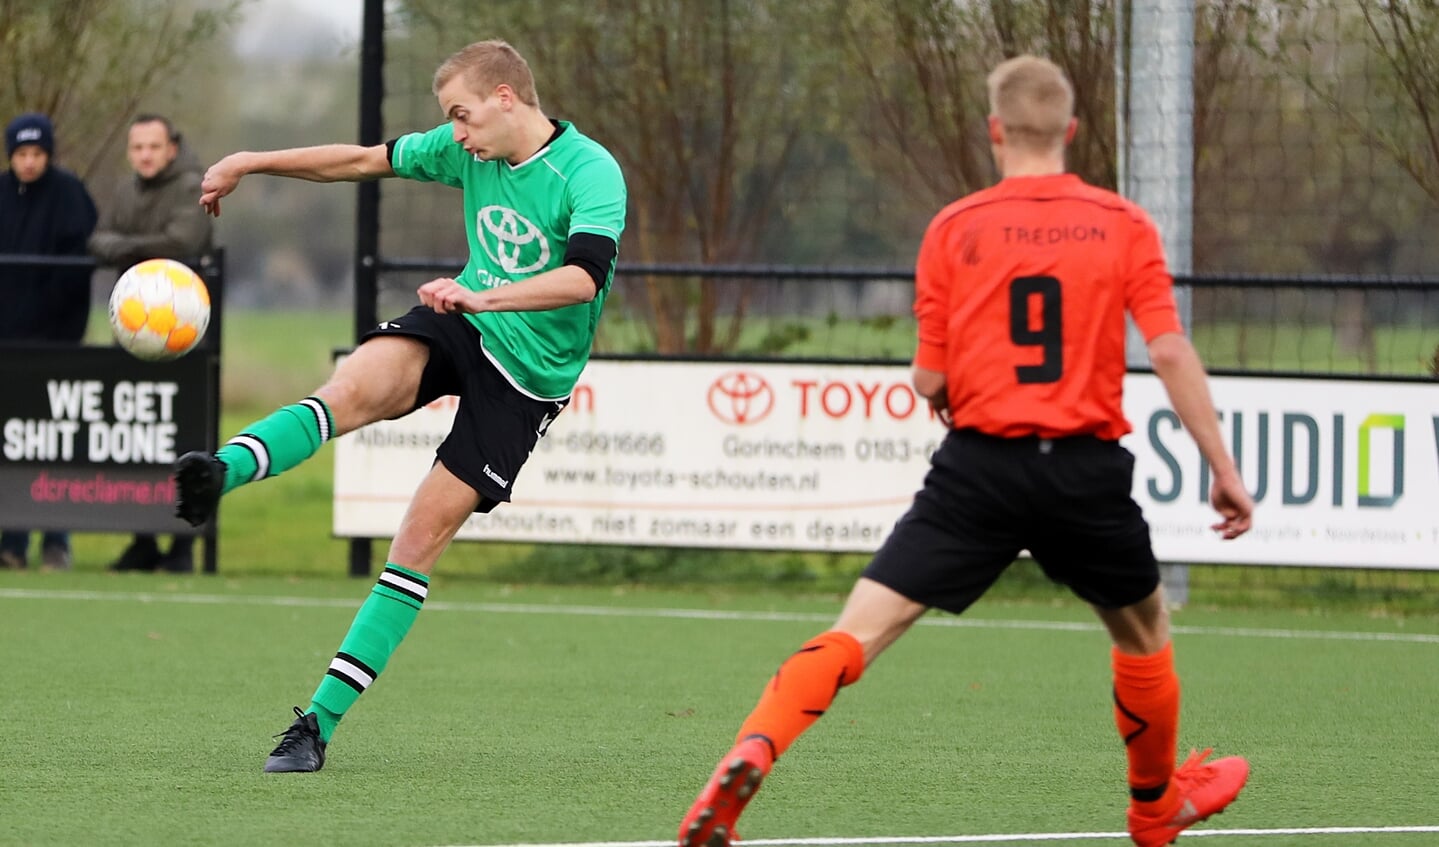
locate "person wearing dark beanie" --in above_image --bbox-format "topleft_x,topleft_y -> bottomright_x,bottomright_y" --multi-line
0,111 -> 98,570
5,112 -> 56,158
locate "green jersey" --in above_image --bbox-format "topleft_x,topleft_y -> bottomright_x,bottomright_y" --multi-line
390,120 -> 626,399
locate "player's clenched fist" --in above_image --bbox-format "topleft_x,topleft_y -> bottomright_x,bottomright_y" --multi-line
418,277 -> 478,314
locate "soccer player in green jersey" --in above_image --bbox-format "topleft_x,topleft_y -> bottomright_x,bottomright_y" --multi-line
179,39 -> 627,773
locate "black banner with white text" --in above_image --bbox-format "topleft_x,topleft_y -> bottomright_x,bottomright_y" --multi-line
0,345 -> 214,533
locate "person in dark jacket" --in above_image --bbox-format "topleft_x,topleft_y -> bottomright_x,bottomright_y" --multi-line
90,113 -> 214,574
0,112 -> 99,570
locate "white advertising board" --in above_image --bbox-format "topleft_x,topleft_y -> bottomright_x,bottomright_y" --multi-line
1124,374 -> 1437,569
334,361 -> 1439,570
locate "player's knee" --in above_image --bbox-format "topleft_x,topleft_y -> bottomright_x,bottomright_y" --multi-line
313,379 -> 362,428
316,374 -> 407,430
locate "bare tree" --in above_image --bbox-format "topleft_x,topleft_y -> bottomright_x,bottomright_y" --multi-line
838,0 -> 1119,205
839,0 -> 993,205
1338,3 -> 1435,371
1233,1 -> 1439,368
1339,2 -> 1439,203
0,0 -> 245,180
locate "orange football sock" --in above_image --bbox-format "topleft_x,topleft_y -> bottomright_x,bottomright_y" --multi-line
1112,642 -> 1181,812
736,630 -> 866,758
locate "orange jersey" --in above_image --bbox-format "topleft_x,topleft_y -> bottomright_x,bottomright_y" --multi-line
914,173 -> 1182,440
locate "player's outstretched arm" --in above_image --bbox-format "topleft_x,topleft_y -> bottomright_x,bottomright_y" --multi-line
199,144 -> 393,216
1147,332 -> 1254,539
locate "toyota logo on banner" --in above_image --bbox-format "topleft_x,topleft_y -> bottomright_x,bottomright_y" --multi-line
707,370 -> 774,425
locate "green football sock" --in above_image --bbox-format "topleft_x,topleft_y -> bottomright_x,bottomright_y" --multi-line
216,396 -> 334,494
306,564 -> 429,742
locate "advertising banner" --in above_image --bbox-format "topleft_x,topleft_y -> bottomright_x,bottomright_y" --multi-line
333,360 -> 1439,570
1126,374 -> 1437,568
0,345 -> 214,533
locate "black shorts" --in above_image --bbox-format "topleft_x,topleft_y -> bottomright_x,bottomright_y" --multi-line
862,428 -> 1159,612
361,305 -> 568,511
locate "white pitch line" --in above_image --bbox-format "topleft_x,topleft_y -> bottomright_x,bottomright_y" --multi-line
1,587 -> 1439,644
441,825 -> 1439,847
1183,827 -> 1439,837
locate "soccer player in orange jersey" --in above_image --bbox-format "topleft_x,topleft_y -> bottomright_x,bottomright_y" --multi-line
678,55 -> 1254,847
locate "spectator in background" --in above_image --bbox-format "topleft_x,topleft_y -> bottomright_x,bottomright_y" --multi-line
0,112 -> 99,570
89,114 -> 212,574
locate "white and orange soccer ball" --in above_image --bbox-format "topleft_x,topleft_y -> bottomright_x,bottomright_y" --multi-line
108,258 -> 211,361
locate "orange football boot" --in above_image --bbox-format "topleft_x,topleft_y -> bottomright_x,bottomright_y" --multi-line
678,737 -> 774,847
1127,748 -> 1249,847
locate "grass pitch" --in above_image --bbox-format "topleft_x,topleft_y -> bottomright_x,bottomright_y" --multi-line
2,574 -> 1436,847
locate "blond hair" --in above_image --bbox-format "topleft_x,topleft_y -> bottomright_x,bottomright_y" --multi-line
432,40 -> 540,108
986,55 -> 1073,150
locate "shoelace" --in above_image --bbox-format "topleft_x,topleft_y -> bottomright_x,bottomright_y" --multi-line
1171,747 -> 1216,788
270,706 -> 314,754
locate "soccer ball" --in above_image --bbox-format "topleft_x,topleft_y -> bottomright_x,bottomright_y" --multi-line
108,258 -> 211,361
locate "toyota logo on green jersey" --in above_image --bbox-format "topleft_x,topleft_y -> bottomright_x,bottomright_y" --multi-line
477,205 -> 551,274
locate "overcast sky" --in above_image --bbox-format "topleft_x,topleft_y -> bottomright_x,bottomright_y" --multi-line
231,0 -> 362,59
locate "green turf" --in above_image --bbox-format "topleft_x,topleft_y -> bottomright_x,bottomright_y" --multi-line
1,574 -> 1436,846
